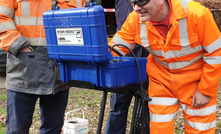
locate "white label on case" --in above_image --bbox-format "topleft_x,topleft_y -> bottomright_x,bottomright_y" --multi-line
55,27 -> 84,46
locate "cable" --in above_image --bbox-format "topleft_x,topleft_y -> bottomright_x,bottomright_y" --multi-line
108,46 -> 123,56
110,44 -> 142,92
109,44 -> 145,134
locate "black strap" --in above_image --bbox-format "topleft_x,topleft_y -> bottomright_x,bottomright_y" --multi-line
52,0 -> 58,10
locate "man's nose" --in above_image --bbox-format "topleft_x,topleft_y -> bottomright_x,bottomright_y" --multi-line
134,4 -> 142,11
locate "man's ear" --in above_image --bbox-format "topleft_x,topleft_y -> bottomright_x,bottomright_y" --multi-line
159,0 -> 165,6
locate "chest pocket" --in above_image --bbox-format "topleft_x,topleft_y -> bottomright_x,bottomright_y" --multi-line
144,37 -> 165,57
167,34 -> 202,59
171,34 -> 198,46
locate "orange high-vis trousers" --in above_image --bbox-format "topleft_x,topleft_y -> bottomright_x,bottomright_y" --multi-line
147,56 -> 217,134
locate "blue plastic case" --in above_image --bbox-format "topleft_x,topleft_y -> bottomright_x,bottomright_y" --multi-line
99,57 -> 147,88
43,4 -> 148,89
59,57 -> 147,88
43,4 -> 112,65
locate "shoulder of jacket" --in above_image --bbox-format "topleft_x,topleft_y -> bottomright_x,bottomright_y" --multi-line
187,1 -> 207,14
128,11 -> 139,20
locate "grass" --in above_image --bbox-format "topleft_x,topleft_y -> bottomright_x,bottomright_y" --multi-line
0,89 -> 6,133
0,86 -> 221,134
0,90 -> 7,102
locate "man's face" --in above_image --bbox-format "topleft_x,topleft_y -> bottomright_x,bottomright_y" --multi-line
133,0 -> 164,22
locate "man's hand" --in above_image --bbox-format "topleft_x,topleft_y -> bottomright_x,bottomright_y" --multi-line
192,90 -> 210,108
19,46 -> 32,52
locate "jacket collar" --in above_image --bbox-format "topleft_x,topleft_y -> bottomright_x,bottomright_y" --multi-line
170,0 -> 188,20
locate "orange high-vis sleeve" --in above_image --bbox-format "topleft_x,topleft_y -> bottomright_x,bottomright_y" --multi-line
0,0 -> 86,52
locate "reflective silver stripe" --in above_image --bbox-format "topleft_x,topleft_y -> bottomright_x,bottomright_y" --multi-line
152,50 -> 164,57
14,1 -> 43,25
145,46 -> 164,57
109,43 -> 126,56
149,97 -> 179,106
168,53 -> 203,69
181,104 -> 216,116
0,21 -> 16,32
14,16 -> 43,25
204,56 -> 221,64
76,0 -> 82,7
154,50 -> 203,69
153,55 -> 168,67
0,6 -> 14,18
164,45 -> 202,59
203,36 -> 221,54
179,18 -> 189,46
112,34 -> 136,50
21,1 -> 30,17
140,23 -> 149,47
114,47 -> 126,56
184,119 -> 216,131
25,37 -> 47,46
179,0 -> 191,13
146,44 -> 203,59
150,111 -> 177,122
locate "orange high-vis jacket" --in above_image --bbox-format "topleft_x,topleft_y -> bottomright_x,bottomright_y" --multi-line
0,0 -> 85,53
109,0 -> 221,97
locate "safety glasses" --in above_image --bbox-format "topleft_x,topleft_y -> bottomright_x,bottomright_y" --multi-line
130,0 -> 150,7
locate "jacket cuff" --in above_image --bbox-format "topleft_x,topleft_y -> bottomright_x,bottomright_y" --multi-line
8,36 -> 30,56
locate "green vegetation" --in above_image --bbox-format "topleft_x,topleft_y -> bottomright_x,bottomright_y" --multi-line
0,90 -> 7,103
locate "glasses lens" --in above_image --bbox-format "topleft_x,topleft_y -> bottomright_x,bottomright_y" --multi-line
137,0 -> 149,6
130,0 -> 149,7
